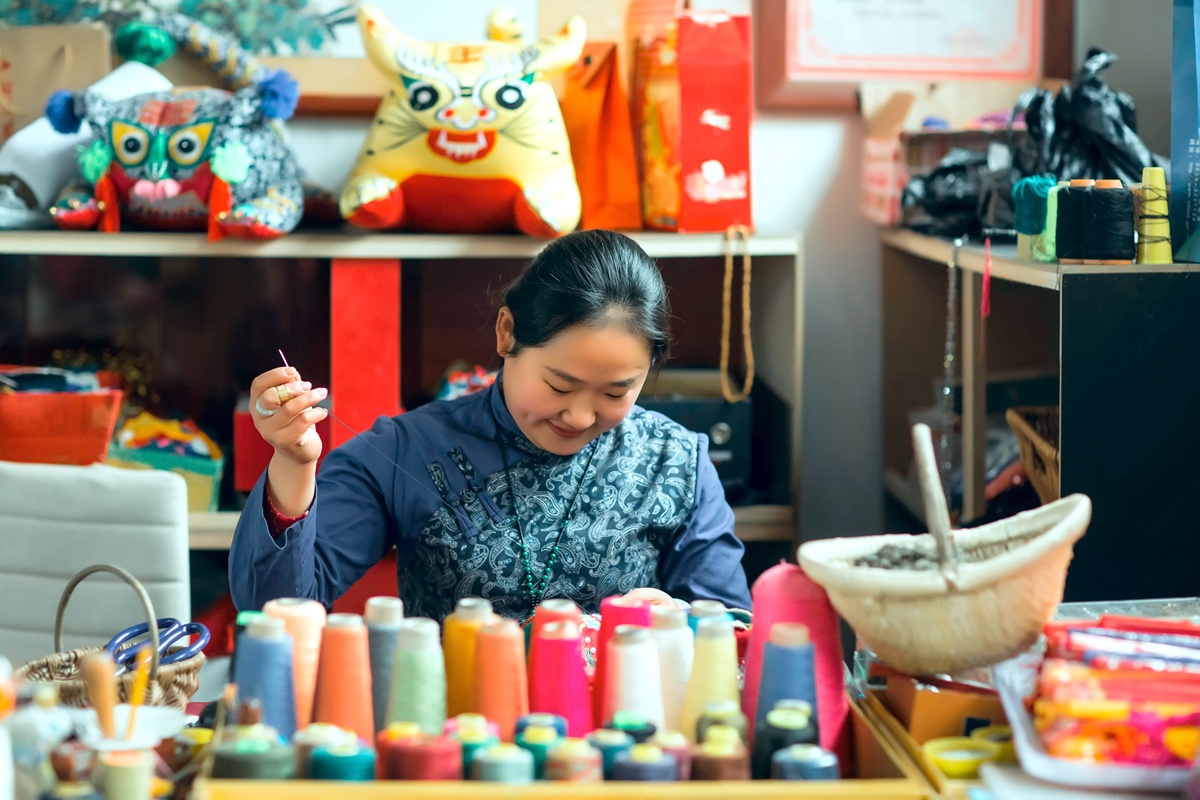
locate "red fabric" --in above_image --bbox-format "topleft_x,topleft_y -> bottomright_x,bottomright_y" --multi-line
51,203 -> 101,230
401,175 -> 557,236
264,490 -> 308,536
207,176 -> 232,242
330,258 -> 403,447
94,175 -> 120,233
233,410 -> 331,493
347,188 -> 405,230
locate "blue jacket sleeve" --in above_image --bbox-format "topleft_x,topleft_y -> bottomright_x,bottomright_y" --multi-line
228,418 -> 399,611
657,435 -> 752,610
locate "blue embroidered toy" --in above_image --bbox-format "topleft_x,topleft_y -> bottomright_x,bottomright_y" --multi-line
45,15 -> 304,240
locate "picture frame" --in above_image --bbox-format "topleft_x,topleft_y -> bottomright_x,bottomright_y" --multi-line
756,0 -> 1072,112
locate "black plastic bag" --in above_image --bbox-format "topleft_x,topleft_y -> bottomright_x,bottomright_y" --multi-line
901,149 -> 991,238
1016,48 -> 1169,184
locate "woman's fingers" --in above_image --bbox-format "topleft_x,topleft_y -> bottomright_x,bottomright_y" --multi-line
251,367 -> 297,399
279,387 -> 327,420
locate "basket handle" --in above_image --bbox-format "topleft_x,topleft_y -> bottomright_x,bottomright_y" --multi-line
54,564 -> 161,679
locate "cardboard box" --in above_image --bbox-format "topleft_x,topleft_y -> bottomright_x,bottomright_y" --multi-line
860,80 -> 1061,226
884,674 -> 1007,745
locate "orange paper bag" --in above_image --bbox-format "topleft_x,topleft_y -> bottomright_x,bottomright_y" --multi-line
629,2 -> 753,232
560,42 -> 642,231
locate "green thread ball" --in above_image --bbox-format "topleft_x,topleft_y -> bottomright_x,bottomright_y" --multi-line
115,22 -> 176,67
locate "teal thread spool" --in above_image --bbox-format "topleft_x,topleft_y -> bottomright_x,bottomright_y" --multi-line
309,742 -> 376,781
449,714 -> 499,775
470,743 -> 534,784
586,728 -> 633,780
687,600 -> 731,635
515,724 -> 560,779
387,617 -> 446,734
293,723 -> 355,778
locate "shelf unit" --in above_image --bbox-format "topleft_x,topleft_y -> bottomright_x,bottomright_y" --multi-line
1,229 -> 805,555
883,229 -> 1200,602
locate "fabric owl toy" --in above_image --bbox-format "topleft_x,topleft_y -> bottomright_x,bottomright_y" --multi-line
342,6 -> 585,237
45,14 -> 303,240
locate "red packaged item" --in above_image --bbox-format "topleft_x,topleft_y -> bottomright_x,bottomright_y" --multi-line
233,394 -> 331,492
628,0 -> 753,232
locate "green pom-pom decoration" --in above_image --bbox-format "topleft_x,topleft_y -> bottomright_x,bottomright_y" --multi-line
211,142 -> 252,184
115,22 -> 176,67
78,140 -> 113,184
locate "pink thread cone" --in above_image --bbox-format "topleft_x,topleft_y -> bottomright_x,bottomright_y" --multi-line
529,620 -> 593,737
742,562 -> 850,772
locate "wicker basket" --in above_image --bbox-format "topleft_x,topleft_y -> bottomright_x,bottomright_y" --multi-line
798,494 -> 1091,677
14,564 -> 204,711
1005,406 -> 1059,505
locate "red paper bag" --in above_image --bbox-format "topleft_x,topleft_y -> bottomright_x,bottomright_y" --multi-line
560,42 -> 642,231
629,2 -> 753,232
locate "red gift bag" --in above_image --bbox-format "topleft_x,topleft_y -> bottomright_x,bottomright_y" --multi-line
628,1 -> 753,232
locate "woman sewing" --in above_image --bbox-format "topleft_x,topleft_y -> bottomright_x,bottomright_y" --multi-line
229,229 -> 752,621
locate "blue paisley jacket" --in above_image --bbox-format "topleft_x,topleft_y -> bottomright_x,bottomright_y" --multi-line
229,377 -> 752,621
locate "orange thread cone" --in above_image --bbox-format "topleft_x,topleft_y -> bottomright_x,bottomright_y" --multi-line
313,613 -> 375,744
471,619 -> 528,742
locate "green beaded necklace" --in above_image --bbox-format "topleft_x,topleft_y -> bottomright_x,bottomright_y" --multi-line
499,436 -> 599,611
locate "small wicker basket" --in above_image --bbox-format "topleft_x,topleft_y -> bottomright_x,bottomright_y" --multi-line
1006,405 -> 1060,505
14,564 -> 204,710
798,424 -> 1090,677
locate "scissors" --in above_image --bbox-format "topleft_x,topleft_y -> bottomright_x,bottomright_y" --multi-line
105,618 -> 210,670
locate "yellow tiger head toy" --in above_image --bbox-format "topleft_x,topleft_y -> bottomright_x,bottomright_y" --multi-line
341,6 -> 585,237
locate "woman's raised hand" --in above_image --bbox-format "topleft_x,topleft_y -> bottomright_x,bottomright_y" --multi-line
250,366 -> 329,466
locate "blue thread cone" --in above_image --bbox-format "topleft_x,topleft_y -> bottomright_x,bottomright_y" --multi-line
232,615 -> 297,739
755,624 -> 818,740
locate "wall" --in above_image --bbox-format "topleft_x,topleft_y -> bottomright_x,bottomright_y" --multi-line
1074,0 -> 1172,156
287,2 -> 886,545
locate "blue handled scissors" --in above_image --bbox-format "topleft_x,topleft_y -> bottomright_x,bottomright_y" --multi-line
105,618 -> 210,670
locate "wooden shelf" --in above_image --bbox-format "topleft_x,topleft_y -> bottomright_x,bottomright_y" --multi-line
883,228 -> 1200,291
0,229 -> 801,260
188,504 -> 797,551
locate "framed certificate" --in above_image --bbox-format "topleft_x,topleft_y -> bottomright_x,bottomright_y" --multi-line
758,0 -> 1051,110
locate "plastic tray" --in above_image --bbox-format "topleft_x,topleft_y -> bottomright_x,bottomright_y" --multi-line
993,656 -> 1192,793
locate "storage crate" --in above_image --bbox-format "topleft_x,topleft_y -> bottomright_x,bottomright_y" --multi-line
106,443 -> 224,512
1005,406 -> 1059,505
195,693 -> 934,799
0,369 -> 122,465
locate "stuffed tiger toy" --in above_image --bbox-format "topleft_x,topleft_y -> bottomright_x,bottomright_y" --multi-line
45,14 -> 304,240
341,5 -> 585,237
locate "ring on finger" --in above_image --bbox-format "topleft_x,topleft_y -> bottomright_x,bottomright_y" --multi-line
254,396 -> 277,417
275,383 -> 292,405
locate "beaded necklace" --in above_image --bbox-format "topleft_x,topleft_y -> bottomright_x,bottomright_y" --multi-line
498,434 -> 600,611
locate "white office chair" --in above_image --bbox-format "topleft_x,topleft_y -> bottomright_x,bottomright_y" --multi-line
0,460 -> 190,668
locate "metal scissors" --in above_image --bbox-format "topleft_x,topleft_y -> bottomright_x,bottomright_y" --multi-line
105,618 -> 210,670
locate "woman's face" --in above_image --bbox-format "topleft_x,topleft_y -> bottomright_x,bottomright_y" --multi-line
496,308 -> 652,456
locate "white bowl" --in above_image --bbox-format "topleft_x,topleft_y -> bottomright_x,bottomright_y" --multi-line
73,703 -> 187,750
